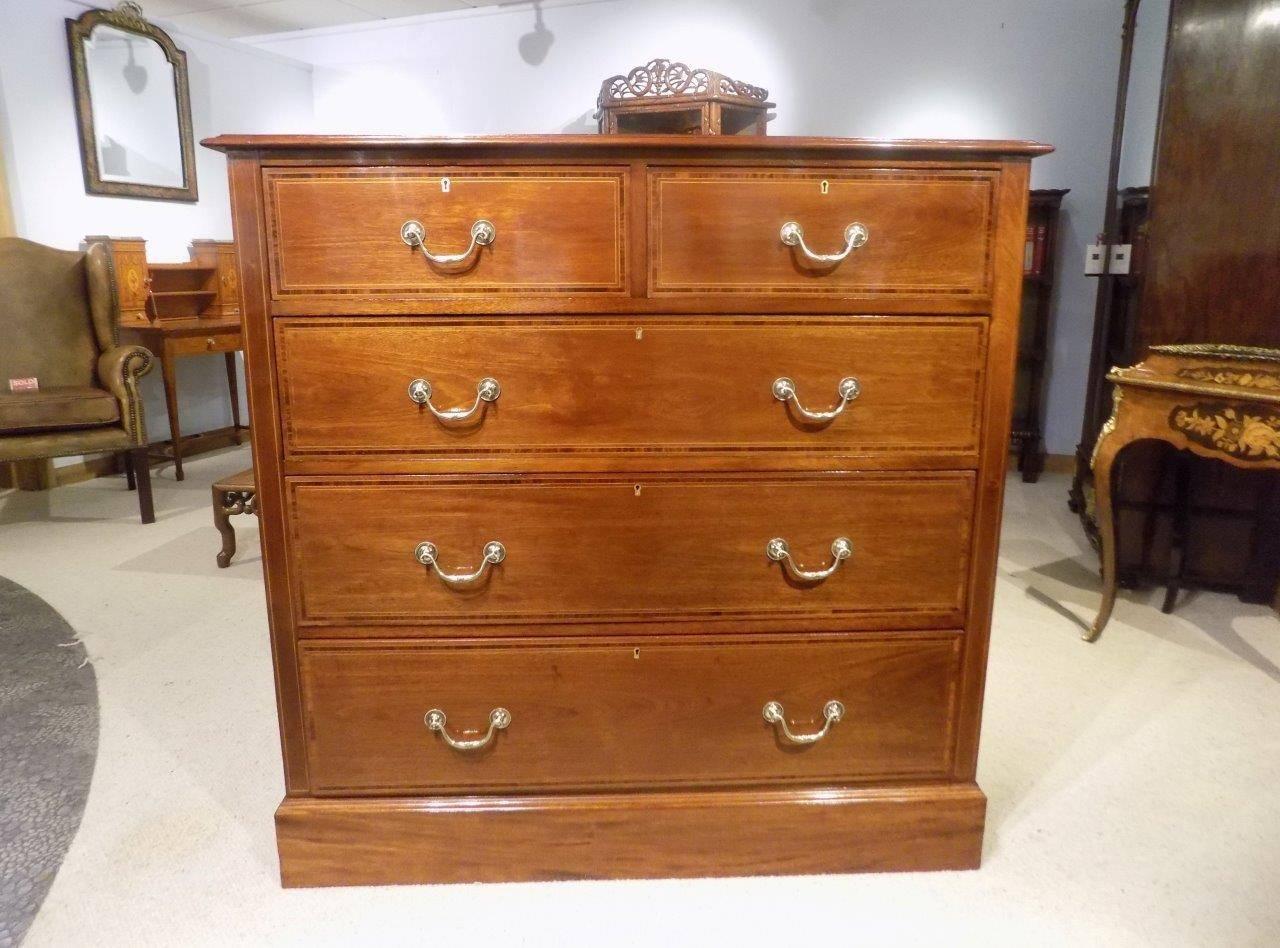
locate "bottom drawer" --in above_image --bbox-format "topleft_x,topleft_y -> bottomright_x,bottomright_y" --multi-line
299,634 -> 962,794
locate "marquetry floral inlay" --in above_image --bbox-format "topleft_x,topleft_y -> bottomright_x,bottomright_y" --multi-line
1176,366 -> 1280,391
1170,403 -> 1280,460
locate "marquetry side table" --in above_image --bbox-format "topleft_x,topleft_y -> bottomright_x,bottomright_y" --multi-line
1089,344 -> 1280,641
212,467 -> 257,568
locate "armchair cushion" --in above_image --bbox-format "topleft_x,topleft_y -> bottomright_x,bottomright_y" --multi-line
0,386 -> 120,434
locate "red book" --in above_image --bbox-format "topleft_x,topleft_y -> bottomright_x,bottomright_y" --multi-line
1031,224 -> 1047,276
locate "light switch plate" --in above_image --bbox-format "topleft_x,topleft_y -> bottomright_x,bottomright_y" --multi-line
1085,243 -> 1107,275
1109,243 -> 1132,275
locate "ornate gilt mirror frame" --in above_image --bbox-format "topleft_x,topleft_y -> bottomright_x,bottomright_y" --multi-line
66,3 -> 198,202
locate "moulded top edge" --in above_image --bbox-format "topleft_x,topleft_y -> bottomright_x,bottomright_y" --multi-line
202,133 -> 1053,160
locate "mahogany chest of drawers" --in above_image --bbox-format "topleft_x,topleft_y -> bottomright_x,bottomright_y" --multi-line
207,134 -> 1048,886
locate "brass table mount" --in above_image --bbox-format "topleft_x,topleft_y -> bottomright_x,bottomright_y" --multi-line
1089,344 -> 1280,641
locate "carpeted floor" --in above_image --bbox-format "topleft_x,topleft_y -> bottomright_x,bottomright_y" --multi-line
0,576 -> 98,948
0,445 -> 1278,947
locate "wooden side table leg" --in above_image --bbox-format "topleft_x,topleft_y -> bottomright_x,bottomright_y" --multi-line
123,450 -> 136,491
225,351 -> 244,445
1020,433 -> 1045,484
214,486 -> 236,568
1087,422 -> 1128,642
1162,455 -> 1192,613
161,351 -> 184,481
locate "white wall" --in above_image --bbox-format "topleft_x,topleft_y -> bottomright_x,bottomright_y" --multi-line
0,0 -> 1137,460
0,0 -> 313,458
250,0 -> 1126,457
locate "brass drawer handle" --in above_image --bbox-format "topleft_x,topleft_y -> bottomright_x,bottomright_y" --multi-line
401,218 -> 495,266
425,707 -> 511,751
762,700 -> 845,745
772,376 -> 860,424
407,377 -> 500,427
766,537 -> 852,583
779,220 -> 868,265
415,540 -> 506,588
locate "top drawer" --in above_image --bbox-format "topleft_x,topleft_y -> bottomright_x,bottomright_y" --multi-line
264,167 -> 628,298
650,168 -> 995,297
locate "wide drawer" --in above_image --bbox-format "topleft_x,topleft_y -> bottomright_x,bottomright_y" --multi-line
298,634 -> 962,793
276,318 -> 986,463
264,166 -> 628,297
650,168 -> 995,296
286,473 -> 973,630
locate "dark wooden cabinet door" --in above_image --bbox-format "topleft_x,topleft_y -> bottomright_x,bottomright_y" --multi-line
1139,0 -> 1280,351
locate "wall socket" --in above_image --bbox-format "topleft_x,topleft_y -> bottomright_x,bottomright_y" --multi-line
1085,243 -> 1107,275
1109,243 -> 1132,275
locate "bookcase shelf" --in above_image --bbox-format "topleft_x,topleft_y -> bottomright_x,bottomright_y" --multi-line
1012,188 -> 1069,482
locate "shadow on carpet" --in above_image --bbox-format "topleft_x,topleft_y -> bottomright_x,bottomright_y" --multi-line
0,575 -> 98,948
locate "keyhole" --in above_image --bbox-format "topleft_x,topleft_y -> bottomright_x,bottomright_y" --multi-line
633,648 -> 640,659
634,484 -> 642,496
820,179 -> 830,195
441,177 -> 451,193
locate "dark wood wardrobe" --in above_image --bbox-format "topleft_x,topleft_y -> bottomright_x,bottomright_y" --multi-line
1072,0 -> 1280,603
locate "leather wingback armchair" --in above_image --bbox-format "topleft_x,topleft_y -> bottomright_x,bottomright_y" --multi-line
0,237 -> 156,522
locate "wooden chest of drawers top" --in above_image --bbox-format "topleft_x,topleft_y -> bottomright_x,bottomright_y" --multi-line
209,134 -> 1048,316
210,134 -> 1047,887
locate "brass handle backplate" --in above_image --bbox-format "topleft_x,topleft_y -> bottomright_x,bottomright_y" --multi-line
766,537 -> 852,583
401,218 -> 495,266
407,377 -> 500,427
425,707 -> 511,751
779,220 -> 869,265
762,699 -> 844,745
415,540 -> 506,589
772,376 -> 861,424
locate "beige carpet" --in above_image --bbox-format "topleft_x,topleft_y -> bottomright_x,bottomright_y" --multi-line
1,446 -> 1277,947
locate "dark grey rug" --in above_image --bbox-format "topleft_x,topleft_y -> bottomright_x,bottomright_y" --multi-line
0,576 -> 99,948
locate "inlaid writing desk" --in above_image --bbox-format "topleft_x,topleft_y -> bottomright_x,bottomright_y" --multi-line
119,316 -> 247,480
92,237 -> 248,480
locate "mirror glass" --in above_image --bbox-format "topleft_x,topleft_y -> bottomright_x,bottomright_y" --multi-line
1118,0 -> 1171,189
82,23 -> 183,189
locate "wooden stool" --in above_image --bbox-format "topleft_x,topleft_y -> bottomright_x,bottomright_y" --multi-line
212,468 -> 257,568
1089,344 -> 1280,641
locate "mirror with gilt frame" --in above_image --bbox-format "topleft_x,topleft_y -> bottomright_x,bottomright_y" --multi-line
66,2 -> 197,202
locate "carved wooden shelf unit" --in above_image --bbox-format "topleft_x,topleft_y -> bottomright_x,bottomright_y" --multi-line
596,59 -> 772,135
205,132 -> 1049,887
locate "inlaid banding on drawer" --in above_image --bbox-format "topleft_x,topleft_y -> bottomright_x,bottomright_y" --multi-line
285,473 -> 974,629
275,318 -> 987,462
264,167 -> 628,297
298,634 -> 962,793
650,168 -> 996,295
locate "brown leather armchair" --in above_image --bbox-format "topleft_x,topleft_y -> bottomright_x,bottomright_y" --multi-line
0,237 -> 156,522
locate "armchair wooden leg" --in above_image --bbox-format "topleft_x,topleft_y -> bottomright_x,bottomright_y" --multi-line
132,447 -> 155,524
123,450 -> 136,491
